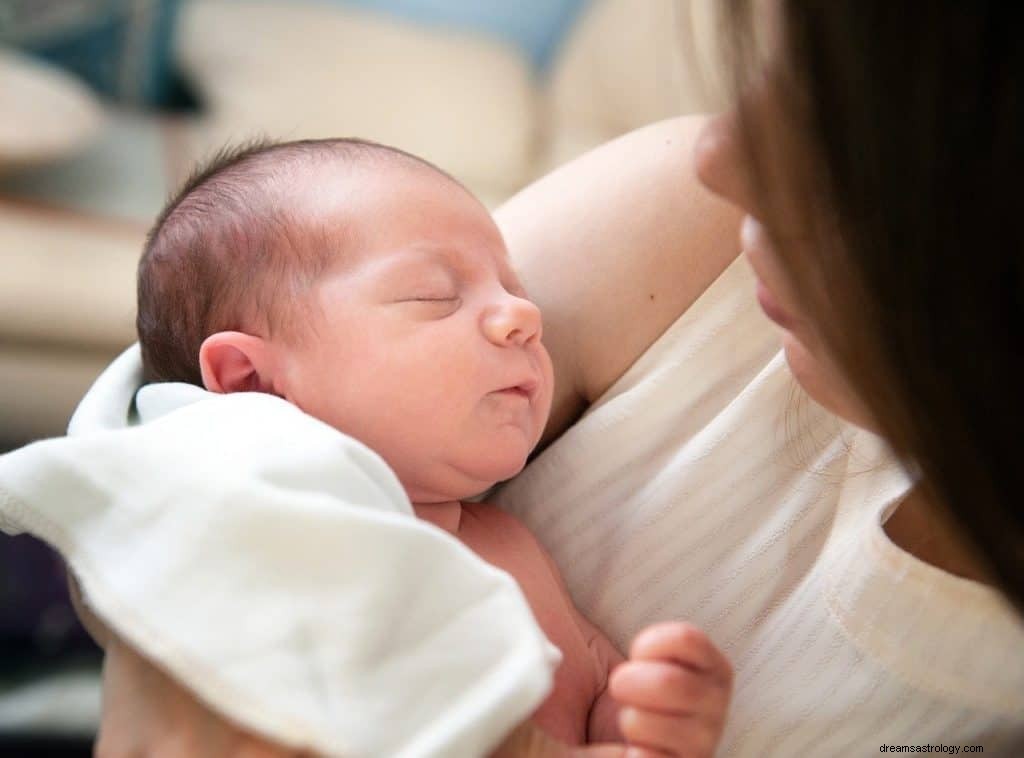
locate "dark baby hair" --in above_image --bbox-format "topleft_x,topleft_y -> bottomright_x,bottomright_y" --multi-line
137,137 -> 458,386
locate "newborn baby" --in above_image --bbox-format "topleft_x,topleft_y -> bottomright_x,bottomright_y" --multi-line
136,137 -> 731,755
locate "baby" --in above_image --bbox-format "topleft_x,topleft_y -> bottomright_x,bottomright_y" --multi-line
136,138 -> 731,755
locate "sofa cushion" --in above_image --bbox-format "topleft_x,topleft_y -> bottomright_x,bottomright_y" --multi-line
177,0 -> 539,206
540,0 -> 728,171
0,108 -> 176,223
0,48 -> 104,172
0,201 -> 140,351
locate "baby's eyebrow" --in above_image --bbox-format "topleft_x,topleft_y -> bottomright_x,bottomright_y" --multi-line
376,252 -> 456,284
393,244 -> 514,280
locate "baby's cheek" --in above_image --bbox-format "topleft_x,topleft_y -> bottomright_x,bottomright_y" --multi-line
532,402 -> 551,444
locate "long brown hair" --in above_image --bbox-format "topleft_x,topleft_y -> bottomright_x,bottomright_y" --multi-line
722,1 -> 1023,607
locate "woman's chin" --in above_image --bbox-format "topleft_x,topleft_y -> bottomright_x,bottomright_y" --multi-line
781,332 -> 877,432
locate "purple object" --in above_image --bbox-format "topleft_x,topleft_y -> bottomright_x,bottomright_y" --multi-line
0,533 -> 95,657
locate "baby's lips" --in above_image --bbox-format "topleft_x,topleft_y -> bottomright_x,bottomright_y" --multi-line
499,376 -> 539,399
516,377 -> 539,396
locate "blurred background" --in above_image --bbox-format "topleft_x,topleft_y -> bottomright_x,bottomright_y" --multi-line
0,0 -> 724,753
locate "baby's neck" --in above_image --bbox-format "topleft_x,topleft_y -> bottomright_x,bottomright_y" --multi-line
412,500 -> 463,534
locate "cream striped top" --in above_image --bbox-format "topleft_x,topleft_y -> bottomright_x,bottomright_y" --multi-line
491,257 -> 1024,755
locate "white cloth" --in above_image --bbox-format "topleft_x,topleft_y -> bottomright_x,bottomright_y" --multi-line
0,345 -> 559,758
493,256 -> 1024,754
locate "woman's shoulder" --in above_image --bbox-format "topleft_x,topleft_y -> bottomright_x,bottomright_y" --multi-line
495,116 -> 743,448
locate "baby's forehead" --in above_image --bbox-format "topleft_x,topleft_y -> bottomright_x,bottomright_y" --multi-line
291,165 -> 502,270
314,238 -> 507,285
292,152 -> 457,207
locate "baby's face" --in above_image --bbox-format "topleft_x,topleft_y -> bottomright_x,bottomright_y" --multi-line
276,164 -> 554,502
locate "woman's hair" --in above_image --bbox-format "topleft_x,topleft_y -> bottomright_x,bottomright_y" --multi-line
722,2 -> 1023,607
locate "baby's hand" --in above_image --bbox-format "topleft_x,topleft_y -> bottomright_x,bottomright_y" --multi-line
608,622 -> 732,758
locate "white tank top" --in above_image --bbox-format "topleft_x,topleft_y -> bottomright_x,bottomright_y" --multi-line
492,257 -> 1024,755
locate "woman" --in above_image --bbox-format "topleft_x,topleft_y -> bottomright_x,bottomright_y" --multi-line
92,2 -> 1023,755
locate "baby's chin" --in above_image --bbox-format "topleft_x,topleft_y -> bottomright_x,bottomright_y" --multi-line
406,449 -> 531,503
469,437 -> 534,482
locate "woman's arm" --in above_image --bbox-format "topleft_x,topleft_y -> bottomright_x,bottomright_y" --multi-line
94,637 -> 307,758
495,115 -> 742,449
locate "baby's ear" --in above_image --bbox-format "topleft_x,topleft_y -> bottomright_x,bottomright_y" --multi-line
199,332 -> 276,394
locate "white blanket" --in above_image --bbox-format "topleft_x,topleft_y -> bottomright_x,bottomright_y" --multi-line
0,345 -> 559,757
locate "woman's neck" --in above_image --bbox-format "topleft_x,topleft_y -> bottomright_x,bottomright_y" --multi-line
884,485 -> 992,585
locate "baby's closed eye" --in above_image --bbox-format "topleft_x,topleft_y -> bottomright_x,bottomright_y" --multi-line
404,294 -> 460,302
396,295 -> 462,317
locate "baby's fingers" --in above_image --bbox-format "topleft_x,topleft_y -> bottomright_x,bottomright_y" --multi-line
629,623 -> 732,688
618,707 -> 718,758
609,661 -> 727,719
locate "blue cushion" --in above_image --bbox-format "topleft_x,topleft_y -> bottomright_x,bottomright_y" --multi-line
0,0 -> 184,108
318,0 -> 591,70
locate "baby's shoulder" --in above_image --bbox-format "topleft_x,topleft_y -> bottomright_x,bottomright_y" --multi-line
462,501 -> 558,562
462,501 -> 542,543
462,500 -> 530,532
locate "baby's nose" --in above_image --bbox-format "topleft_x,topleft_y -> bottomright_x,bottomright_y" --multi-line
484,295 -> 542,346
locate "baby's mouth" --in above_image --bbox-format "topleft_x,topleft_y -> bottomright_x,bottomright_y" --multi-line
494,377 -> 538,401
496,386 -> 531,400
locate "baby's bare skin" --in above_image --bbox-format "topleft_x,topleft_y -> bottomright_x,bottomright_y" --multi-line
415,501 -> 732,754
192,146 -> 732,755
415,500 -> 622,744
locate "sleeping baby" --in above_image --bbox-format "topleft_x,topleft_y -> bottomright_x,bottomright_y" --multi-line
136,137 -> 731,755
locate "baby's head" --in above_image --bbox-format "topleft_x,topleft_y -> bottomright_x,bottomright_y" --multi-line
138,138 -> 553,501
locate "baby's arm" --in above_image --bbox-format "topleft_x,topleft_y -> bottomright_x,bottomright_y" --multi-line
532,542 -> 625,743
609,622 -> 733,757
532,535 -> 731,754
572,607 -> 733,755
569,609 -> 625,744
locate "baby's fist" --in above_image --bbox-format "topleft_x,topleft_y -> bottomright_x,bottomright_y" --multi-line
608,622 -> 732,758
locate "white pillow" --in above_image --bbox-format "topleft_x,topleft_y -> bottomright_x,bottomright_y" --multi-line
176,0 -> 538,205
0,48 -> 105,172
